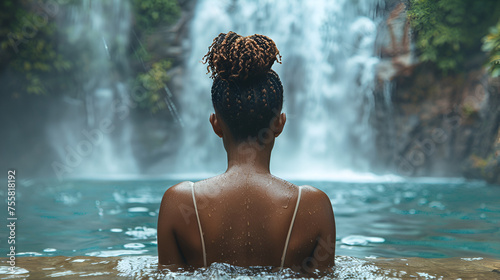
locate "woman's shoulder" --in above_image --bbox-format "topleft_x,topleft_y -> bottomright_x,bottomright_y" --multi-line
296,184 -> 333,212
161,181 -> 194,204
299,184 -> 329,199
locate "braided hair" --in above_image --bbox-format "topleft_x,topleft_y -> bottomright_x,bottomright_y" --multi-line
203,31 -> 283,142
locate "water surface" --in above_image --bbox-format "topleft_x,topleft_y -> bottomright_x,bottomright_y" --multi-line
1,178 -> 498,260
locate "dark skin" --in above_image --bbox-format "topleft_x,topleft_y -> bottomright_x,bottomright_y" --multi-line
157,112 -> 336,273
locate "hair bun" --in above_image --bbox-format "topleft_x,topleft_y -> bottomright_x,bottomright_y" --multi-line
203,31 -> 281,82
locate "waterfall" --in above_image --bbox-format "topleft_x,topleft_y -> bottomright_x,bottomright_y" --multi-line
48,0 -> 137,179
177,0 -> 383,179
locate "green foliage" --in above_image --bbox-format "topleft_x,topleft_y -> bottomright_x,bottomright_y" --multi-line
0,0 -> 180,113
470,154 -> 488,169
135,59 -> 173,112
461,103 -> 478,120
0,0 -> 72,96
132,0 -> 181,33
482,20 -> 500,77
130,0 -> 181,112
408,0 -> 500,73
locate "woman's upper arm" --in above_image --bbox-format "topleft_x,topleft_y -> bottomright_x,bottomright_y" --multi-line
157,182 -> 189,266
306,187 -> 336,270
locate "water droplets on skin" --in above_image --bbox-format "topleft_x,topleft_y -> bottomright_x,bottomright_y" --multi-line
283,189 -> 294,209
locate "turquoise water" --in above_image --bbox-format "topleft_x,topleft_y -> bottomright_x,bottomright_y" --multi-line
1,178 -> 499,259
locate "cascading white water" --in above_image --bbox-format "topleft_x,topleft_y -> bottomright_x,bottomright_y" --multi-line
49,0 -> 137,179
177,0 -> 383,179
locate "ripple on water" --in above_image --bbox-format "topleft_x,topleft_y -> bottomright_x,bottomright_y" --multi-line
47,270 -> 79,277
85,249 -> 148,257
0,266 -> 30,275
115,256 -> 397,279
17,252 -> 43,257
128,207 -> 149,213
43,248 -> 57,253
124,243 -> 146,249
3,256 -> 498,279
341,235 -> 385,246
125,226 -> 157,239
461,257 -> 483,261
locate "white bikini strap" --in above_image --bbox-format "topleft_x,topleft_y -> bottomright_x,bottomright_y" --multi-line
280,186 -> 302,269
191,182 -> 207,267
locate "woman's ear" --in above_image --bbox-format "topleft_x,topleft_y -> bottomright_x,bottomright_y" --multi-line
210,113 -> 223,138
272,113 -> 286,137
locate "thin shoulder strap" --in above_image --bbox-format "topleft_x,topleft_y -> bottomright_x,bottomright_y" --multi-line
191,182 -> 207,267
280,186 -> 303,269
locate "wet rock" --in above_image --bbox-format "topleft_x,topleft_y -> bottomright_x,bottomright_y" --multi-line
372,0 -> 500,183
375,1 -> 417,82
374,63 -> 500,180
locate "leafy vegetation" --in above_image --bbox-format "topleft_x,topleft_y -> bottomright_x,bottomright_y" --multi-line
482,20 -> 500,77
130,0 -> 181,112
1,0 -> 182,112
407,0 -> 500,74
132,0 -> 181,33
0,0 -> 72,96
134,59 -> 173,112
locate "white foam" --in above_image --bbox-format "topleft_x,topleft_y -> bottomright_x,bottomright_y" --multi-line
124,243 -> 146,249
125,226 -> 157,239
416,272 -> 437,279
0,266 -> 29,275
48,270 -> 79,277
128,207 -> 149,213
85,250 -> 148,257
17,252 -> 43,256
461,257 -> 483,261
341,235 -> 385,246
80,271 -> 112,277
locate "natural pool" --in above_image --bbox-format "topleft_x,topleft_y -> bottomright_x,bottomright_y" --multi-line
1,178 -> 499,279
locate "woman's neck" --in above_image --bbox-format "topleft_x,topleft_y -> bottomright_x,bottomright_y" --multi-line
225,141 -> 274,174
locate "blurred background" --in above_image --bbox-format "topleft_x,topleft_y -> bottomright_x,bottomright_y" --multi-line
1,0 -> 499,184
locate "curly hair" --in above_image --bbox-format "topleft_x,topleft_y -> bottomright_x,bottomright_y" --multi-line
203,31 -> 284,142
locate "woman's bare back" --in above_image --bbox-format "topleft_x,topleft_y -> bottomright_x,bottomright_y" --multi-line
157,170 -> 336,272
158,32 -> 336,273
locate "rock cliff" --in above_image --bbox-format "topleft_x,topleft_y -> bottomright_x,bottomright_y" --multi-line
374,0 -> 500,184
